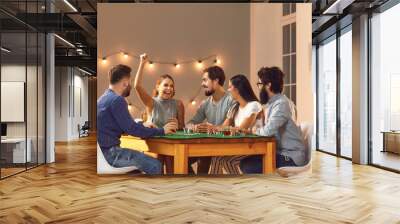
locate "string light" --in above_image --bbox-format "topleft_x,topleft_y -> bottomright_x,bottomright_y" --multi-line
99,52 -> 217,110
189,86 -> 202,106
197,60 -> 203,69
98,52 -> 219,68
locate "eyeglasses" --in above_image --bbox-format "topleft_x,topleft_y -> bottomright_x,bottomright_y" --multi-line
256,82 -> 264,89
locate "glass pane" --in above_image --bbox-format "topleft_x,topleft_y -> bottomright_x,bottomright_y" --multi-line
371,4 -> 400,171
283,3 -> 290,16
27,31 -> 38,169
291,3 -> 296,14
340,29 -> 352,158
291,23 -> 296,53
38,33 -> 45,165
283,86 -> 290,99
1,31 -> 28,177
318,37 -> 337,154
283,24 -> 290,54
291,85 -> 296,105
291,54 -> 296,84
283,56 -> 290,84
26,0 -> 39,169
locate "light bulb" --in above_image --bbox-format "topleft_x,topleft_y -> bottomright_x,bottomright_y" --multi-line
174,63 -> 180,68
197,60 -> 203,69
123,52 -> 128,58
191,100 -> 196,105
149,61 -> 154,68
214,58 -> 221,64
101,57 -> 107,64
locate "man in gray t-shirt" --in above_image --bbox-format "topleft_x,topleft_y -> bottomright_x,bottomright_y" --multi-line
189,92 -> 234,126
188,66 -> 235,173
189,66 -> 235,127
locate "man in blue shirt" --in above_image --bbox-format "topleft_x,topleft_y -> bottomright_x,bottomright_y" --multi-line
97,64 -> 177,174
240,66 -> 306,174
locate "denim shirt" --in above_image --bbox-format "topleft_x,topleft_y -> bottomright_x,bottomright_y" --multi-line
97,89 -> 164,150
256,94 -> 306,166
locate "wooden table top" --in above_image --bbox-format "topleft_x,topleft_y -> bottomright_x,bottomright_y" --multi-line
122,133 -> 275,144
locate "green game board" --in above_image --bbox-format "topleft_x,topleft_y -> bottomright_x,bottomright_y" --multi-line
154,131 -> 262,139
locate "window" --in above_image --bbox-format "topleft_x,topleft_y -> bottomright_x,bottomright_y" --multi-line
282,22 -> 296,104
282,3 -> 296,104
316,24 -> 353,159
370,3 -> 400,171
0,1 -> 47,179
317,36 -> 337,154
339,27 -> 352,158
283,3 -> 296,16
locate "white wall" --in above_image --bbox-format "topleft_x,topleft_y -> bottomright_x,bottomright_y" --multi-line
1,65 -> 27,141
55,67 -> 68,141
1,64 -> 46,163
55,67 -> 89,141
72,73 -> 89,138
98,3 -> 250,122
1,65 -> 36,137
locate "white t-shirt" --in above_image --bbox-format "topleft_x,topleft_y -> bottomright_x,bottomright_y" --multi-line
233,101 -> 262,127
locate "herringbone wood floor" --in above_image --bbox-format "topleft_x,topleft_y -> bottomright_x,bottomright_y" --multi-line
1,135 -> 400,224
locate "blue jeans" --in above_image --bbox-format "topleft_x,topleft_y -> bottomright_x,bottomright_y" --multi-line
102,146 -> 162,175
240,154 -> 297,174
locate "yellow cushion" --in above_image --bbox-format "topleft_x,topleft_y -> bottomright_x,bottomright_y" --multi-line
120,136 -> 149,152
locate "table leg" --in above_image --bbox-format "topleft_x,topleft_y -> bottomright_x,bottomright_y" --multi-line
263,141 -> 276,174
174,144 -> 188,174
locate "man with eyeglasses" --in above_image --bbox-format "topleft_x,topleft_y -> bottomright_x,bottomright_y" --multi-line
240,66 -> 306,173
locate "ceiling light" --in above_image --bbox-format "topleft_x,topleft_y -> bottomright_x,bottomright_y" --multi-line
77,67 -> 93,76
54,34 -> 75,48
322,0 -> 354,15
63,0 -> 78,12
1,47 -> 11,53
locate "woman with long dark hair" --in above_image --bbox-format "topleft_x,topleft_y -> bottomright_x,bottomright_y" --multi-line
209,74 -> 263,174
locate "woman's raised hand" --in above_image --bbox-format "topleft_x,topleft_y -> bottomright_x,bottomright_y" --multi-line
140,53 -> 148,64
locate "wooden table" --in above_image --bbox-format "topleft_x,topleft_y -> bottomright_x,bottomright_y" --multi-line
120,134 -> 276,174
